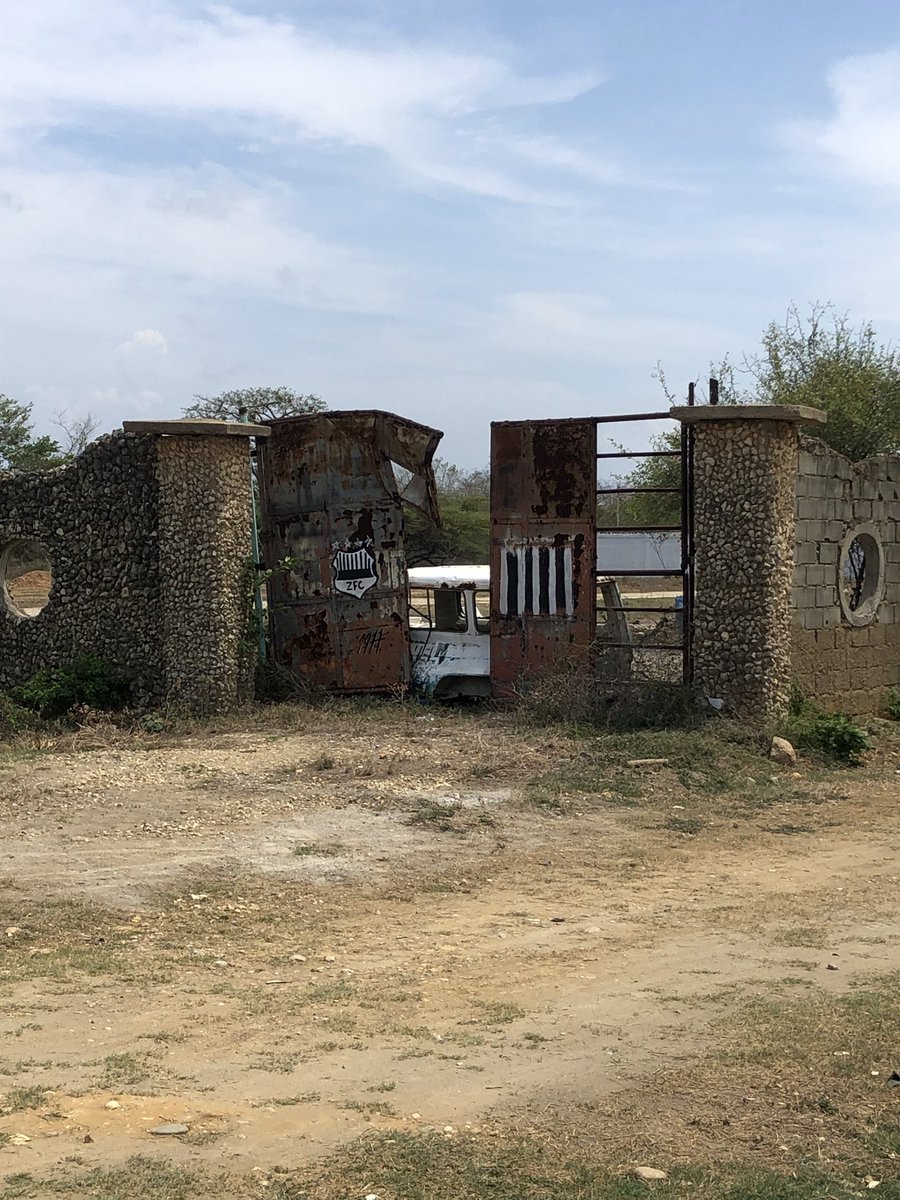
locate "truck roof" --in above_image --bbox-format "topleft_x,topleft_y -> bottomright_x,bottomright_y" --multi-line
408,565 -> 490,589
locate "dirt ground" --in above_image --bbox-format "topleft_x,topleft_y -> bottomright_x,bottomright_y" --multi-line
1,702 -> 899,1194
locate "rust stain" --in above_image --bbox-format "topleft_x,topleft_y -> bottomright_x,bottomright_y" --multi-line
489,418 -> 597,693
258,410 -> 442,692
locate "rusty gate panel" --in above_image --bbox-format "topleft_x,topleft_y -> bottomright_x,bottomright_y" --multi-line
258,410 -> 441,692
490,418 -> 597,692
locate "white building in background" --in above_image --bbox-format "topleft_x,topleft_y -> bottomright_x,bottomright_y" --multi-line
596,531 -> 681,574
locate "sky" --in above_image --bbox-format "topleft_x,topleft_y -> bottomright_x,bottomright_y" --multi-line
2,1 -> 900,467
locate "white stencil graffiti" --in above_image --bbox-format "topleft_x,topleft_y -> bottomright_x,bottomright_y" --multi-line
499,541 -> 574,617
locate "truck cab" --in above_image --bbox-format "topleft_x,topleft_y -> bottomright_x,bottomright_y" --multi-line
407,565 -> 631,699
407,565 -> 492,699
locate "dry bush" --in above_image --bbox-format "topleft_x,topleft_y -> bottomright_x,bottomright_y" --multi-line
514,654 -> 699,731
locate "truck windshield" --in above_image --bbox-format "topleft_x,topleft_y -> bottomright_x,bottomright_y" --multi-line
408,587 -> 466,632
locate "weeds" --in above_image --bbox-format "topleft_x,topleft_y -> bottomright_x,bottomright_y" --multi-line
475,1000 -> 526,1025
10,656 -> 130,719
1,1085 -> 49,1113
0,1155 -> 217,1199
292,841 -> 345,857
785,692 -> 871,765
340,1099 -> 397,1117
250,1050 -> 308,1074
96,1052 -> 149,1090
140,1030 -> 188,1045
524,723 -> 769,817
257,1092 -> 322,1107
285,1130 -> 876,1200
306,979 -> 355,1004
772,926 -> 828,949
0,695 -> 43,738
663,814 -> 704,835
404,801 -> 464,832
516,658 -> 700,732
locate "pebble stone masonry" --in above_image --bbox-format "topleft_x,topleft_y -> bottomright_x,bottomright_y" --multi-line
0,419 -> 268,712
674,405 -> 826,721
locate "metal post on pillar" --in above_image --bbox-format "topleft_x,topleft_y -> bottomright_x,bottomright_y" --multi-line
240,405 -> 267,663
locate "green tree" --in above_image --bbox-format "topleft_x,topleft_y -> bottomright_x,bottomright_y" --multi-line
599,430 -> 684,529
184,386 -> 326,423
738,303 -> 900,461
0,394 -> 67,471
404,458 -> 490,567
623,303 -> 900,526
433,459 -> 490,498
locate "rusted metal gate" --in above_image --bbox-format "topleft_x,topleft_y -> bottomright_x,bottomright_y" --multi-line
490,401 -> 697,692
490,418 -> 598,692
258,410 -> 441,692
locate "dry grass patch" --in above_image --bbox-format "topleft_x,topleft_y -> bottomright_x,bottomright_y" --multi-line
527,971 -> 900,1183
0,1155 -> 227,1199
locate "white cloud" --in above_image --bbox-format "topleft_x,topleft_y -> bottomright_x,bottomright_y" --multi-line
0,0 -> 634,449
0,1 -> 601,202
785,49 -> 900,192
0,161 -> 395,327
493,292 -> 725,364
117,329 -> 168,356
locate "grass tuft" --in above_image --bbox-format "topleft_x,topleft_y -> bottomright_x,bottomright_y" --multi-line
1,1085 -> 49,1113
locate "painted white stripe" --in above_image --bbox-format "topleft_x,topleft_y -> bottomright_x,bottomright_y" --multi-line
547,547 -> 556,616
517,547 -> 526,616
499,550 -> 508,616
563,546 -> 574,616
531,547 -> 541,615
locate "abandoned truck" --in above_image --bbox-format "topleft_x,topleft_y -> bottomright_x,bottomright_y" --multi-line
408,565 -> 492,699
407,565 -> 631,699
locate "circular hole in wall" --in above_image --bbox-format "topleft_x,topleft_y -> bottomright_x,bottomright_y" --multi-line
838,529 -> 884,627
1,540 -> 53,618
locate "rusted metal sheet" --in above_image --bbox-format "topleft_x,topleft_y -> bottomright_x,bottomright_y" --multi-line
258,410 -> 442,692
490,418 -> 597,691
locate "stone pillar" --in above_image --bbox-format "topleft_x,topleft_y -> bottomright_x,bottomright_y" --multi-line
123,419 -> 270,712
672,405 -> 825,721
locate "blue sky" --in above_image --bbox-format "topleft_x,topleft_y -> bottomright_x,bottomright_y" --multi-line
2,1 -> 900,466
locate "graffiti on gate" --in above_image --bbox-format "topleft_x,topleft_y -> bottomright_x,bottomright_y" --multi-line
331,542 -> 378,598
498,536 -> 579,619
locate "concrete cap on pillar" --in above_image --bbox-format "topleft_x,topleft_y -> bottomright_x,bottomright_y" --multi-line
122,418 -> 271,438
671,404 -> 826,425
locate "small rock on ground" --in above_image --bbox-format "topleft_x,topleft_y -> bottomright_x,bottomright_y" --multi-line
769,736 -> 797,766
633,1166 -> 668,1181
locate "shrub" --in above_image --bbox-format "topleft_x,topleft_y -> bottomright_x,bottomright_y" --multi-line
0,693 -> 42,738
11,655 -> 130,719
887,688 -> 900,721
786,691 -> 871,766
516,658 -> 699,731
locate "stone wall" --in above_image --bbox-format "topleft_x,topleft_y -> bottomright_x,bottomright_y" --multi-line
156,435 -> 256,710
0,421 -> 264,713
678,409 -> 806,720
792,436 -> 900,714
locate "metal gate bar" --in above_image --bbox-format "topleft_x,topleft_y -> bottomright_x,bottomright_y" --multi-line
593,384 -> 702,686
597,524 -> 681,533
680,390 -> 696,685
597,450 -> 681,460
